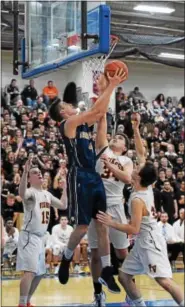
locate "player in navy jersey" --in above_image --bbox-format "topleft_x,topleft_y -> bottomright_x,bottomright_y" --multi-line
49,70 -> 126,294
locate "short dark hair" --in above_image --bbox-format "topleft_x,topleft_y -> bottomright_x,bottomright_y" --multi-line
63,82 -> 78,107
159,168 -> 166,173
139,161 -> 157,187
161,212 -> 168,216
48,98 -> 62,122
164,180 -> 170,184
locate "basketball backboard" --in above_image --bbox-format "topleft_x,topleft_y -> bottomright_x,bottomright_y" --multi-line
21,1 -> 110,79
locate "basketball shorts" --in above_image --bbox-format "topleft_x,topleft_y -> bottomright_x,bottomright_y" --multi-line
68,167 -> 106,225
120,230 -> 172,278
88,203 -> 129,250
16,231 -> 46,276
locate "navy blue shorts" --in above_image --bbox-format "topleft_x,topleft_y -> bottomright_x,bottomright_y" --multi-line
67,167 -> 107,225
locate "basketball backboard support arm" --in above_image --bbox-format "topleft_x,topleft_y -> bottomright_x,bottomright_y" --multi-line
20,2 -> 110,79
13,1 -> 29,75
81,1 -> 87,50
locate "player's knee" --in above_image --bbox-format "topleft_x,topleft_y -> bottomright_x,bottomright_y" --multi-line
155,277 -> 172,292
115,248 -> 128,260
22,271 -> 35,280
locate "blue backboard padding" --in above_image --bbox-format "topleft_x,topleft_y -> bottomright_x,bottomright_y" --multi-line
22,4 -> 110,79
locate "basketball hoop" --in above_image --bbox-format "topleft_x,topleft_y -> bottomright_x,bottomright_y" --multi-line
82,35 -> 119,97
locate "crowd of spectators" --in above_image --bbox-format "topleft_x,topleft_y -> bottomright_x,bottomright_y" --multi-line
1,79 -> 184,273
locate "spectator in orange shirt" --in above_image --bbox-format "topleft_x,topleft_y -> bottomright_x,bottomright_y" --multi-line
42,81 -> 59,106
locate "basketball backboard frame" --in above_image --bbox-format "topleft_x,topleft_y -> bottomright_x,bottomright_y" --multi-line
21,2 -> 110,79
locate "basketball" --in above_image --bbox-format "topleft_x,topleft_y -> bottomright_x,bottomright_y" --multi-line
104,60 -> 128,82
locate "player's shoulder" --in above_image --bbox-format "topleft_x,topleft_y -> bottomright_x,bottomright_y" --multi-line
105,147 -> 114,156
24,187 -> 36,200
44,190 -> 52,198
26,187 -> 34,193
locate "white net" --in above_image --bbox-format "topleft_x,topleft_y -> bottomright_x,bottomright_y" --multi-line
82,36 -> 118,99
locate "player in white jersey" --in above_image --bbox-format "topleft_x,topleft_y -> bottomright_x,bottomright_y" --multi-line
88,115 -> 133,306
17,158 -> 67,307
97,114 -> 184,307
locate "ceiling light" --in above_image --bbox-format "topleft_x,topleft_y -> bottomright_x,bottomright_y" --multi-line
134,5 -> 175,14
159,52 -> 184,60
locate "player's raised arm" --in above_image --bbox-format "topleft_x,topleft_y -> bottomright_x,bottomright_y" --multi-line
18,158 -> 32,200
49,72 -> 126,139
65,70 -> 126,134
132,113 -> 146,164
95,114 -> 108,150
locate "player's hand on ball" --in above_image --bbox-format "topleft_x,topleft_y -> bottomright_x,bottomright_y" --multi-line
107,69 -> 127,86
96,211 -> 113,226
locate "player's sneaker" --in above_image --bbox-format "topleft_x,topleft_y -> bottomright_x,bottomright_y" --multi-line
27,303 -> 36,307
92,291 -> 106,307
58,255 -> 72,284
98,266 -> 121,294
